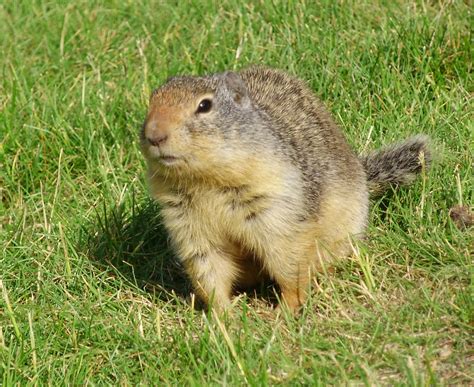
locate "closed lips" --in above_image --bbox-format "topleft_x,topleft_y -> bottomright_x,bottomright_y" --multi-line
158,155 -> 184,165
160,155 -> 177,161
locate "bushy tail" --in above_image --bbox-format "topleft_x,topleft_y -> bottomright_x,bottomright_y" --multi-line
360,135 -> 431,196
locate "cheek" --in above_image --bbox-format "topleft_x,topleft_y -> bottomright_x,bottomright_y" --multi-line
192,135 -> 217,153
163,126 -> 190,150
187,122 -> 219,146
190,135 -> 227,162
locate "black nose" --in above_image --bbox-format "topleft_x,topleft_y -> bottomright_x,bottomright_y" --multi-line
147,134 -> 168,146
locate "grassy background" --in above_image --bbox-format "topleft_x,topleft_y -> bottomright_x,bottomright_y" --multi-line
1,0 -> 472,384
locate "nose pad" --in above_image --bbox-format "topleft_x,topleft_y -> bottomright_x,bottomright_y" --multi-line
147,133 -> 168,147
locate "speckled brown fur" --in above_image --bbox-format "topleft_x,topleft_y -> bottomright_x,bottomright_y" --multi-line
140,66 -> 431,313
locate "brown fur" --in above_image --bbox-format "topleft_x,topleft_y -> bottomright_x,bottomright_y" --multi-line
140,66 -> 430,312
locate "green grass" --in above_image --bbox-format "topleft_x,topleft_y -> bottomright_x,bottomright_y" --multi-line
1,0 -> 472,384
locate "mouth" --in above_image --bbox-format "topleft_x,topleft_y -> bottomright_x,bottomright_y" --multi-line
142,144 -> 185,167
158,155 -> 183,166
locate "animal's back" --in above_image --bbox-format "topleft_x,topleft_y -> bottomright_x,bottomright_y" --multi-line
239,66 -> 368,214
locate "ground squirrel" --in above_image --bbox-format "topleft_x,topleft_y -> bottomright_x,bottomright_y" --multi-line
140,66 -> 431,312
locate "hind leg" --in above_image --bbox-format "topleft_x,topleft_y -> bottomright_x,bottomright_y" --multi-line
258,230 -> 316,313
261,214 -> 364,313
311,185 -> 369,265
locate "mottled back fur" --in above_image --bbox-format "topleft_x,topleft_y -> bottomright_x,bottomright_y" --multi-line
239,67 -> 366,211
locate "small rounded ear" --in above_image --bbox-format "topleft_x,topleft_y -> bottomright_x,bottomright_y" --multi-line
222,72 -> 249,106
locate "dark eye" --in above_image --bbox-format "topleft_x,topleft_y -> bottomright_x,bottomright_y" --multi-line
196,99 -> 212,114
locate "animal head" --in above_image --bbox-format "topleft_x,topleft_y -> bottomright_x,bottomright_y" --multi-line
140,72 -> 256,179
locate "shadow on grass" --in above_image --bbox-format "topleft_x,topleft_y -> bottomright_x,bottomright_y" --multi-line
82,196 -> 191,301
81,196 -> 280,308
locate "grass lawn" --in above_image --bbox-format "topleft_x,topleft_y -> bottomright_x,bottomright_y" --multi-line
1,0 -> 472,384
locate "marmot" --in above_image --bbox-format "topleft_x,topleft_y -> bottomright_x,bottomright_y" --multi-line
140,66 -> 431,312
